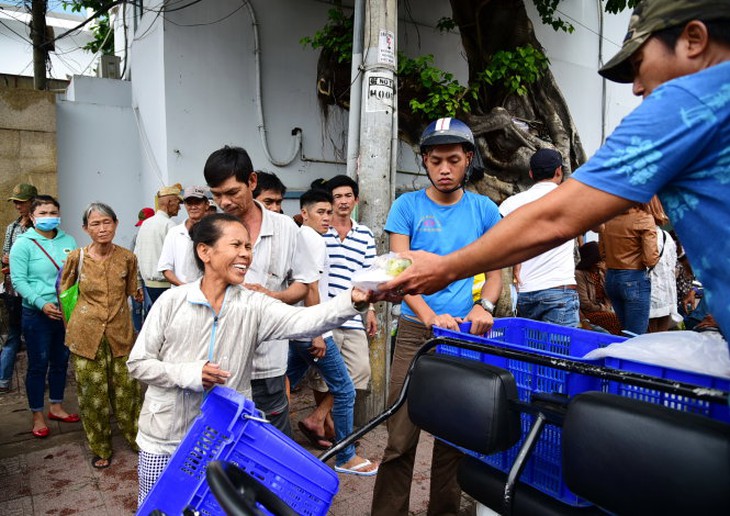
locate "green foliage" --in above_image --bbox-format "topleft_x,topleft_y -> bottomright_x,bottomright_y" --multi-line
532,0 -> 574,33
399,54 -> 478,119
301,2 -> 630,118
300,8 -> 353,63
62,1 -> 114,55
532,0 -> 638,32
604,0 -> 640,15
84,14 -> 113,55
478,45 -> 550,97
400,45 -> 548,118
436,16 -> 457,33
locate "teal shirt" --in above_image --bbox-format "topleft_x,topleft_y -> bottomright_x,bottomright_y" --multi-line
9,228 -> 77,311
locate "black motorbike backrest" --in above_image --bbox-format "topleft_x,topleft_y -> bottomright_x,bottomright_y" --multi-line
407,354 -> 521,454
563,392 -> 730,515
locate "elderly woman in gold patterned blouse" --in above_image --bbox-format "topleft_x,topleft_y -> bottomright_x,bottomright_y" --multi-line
60,202 -> 144,469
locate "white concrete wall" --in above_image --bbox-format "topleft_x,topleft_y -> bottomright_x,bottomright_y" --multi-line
0,3 -> 96,81
127,0 -> 477,200
154,0 -> 353,193
57,76 -> 145,250
526,0 -> 639,158
56,0 -> 640,219
129,5 -> 169,202
600,9 -> 642,135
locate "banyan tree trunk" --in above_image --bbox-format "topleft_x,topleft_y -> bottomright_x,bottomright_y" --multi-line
313,0 -> 588,202
449,0 -> 587,201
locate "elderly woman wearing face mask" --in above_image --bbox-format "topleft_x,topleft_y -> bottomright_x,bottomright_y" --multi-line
9,194 -> 79,438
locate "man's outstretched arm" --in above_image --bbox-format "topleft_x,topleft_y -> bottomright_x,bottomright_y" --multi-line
383,179 -> 633,296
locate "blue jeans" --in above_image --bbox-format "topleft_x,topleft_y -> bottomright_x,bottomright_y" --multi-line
145,286 -> 169,307
605,269 -> 651,335
0,296 -> 22,388
288,337 -> 355,466
22,307 -> 70,411
132,287 -> 151,332
517,287 -> 580,327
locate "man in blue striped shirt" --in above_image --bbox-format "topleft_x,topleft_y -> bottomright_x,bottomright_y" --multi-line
305,175 -> 377,441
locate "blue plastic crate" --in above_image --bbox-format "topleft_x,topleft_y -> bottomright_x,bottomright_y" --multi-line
434,318 -> 625,401
433,318 -> 626,506
604,356 -> 730,423
137,387 -> 338,516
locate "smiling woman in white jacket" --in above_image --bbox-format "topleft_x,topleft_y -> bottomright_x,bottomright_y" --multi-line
127,213 -> 370,505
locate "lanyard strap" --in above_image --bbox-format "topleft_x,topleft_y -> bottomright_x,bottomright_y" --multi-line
31,240 -> 60,270
75,248 -> 85,285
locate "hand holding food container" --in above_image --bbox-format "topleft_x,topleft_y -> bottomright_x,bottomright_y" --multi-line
352,253 -> 412,293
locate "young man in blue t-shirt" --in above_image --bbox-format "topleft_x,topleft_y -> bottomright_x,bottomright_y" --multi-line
383,1 -> 730,340
371,118 -> 503,516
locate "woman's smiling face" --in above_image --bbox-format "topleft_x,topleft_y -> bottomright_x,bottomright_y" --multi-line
199,220 -> 253,285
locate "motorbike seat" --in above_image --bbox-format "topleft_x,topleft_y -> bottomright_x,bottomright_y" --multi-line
563,392 -> 730,515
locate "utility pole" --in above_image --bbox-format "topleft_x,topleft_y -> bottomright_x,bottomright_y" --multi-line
30,0 -> 49,90
354,0 -> 397,424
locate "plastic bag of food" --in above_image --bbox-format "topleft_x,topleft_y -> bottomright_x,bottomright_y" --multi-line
583,329 -> 730,379
351,252 -> 412,292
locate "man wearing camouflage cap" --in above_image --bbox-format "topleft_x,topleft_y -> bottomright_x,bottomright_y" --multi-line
1,183 -> 38,392
383,0 -> 730,339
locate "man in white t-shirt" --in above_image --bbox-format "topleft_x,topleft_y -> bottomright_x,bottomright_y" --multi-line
157,185 -> 209,286
499,148 -> 579,326
287,188 -> 378,476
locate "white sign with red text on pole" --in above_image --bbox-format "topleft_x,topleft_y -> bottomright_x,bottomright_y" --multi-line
378,30 -> 395,66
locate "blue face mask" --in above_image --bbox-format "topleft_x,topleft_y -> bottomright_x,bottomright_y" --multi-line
34,217 -> 61,232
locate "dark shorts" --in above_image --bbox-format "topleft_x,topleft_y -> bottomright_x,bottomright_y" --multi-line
251,375 -> 291,437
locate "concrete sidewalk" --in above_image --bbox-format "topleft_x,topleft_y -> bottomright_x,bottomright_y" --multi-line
0,350 -> 475,515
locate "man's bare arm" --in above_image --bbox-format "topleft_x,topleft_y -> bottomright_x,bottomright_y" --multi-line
384,180 -> 633,295
272,281 -> 309,305
162,269 -> 183,286
481,269 -> 502,305
245,281 -> 309,305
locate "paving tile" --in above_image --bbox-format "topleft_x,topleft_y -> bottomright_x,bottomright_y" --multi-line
94,444 -> 138,515
0,468 -> 32,503
69,509 -> 118,516
26,443 -> 94,495
0,495 -> 33,515
0,405 -> 38,446
32,480 -> 105,515
99,490 -> 138,516
0,453 -> 31,504
0,454 -> 28,475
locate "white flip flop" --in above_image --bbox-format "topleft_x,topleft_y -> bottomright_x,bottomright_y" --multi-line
334,458 -> 379,477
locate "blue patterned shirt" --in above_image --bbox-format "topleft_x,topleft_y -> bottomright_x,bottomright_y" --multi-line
572,61 -> 730,337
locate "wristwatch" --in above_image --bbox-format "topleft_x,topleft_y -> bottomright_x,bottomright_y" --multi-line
474,298 -> 495,314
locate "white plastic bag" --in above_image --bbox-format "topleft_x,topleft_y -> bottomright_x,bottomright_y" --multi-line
351,252 -> 411,292
583,330 -> 730,379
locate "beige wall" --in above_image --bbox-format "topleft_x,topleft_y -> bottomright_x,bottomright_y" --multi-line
0,88 -> 58,239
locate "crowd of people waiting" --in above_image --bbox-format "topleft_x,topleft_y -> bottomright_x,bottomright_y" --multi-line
0,131 -> 705,511
1,2 -> 728,513
0,137 -> 717,511
1,161 -> 384,505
